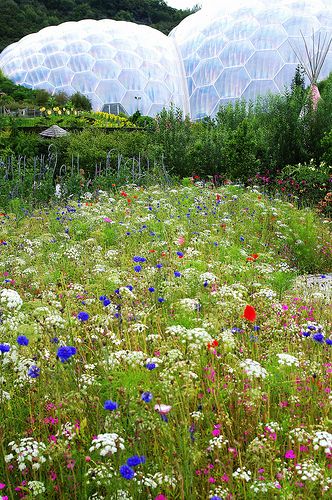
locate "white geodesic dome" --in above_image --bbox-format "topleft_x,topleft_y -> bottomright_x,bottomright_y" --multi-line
170,0 -> 332,119
0,19 -> 189,116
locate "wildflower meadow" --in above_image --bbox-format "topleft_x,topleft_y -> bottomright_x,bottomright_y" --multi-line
0,184 -> 332,499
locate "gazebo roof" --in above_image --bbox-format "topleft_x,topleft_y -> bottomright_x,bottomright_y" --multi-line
39,124 -> 68,137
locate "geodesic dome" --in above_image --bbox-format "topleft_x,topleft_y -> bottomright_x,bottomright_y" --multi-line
0,19 -> 189,116
170,0 -> 332,119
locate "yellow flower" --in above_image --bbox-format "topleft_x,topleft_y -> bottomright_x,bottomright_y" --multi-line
47,110 -> 52,115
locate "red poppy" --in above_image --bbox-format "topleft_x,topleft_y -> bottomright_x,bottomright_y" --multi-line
243,305 -> 257,322
149,249 -> 156,253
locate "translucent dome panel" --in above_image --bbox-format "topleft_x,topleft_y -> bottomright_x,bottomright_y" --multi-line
170,0 -> 332,119
0,19 -> 189,116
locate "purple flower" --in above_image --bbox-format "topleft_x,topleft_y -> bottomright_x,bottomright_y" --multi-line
313,333 -> 324,343
127,455 -> 146,467
77,311 -> 89,321
156,263 -> 163,269
17,335 -> 29,346
134,265 -> 142,272
103,299 -> 111,307
119,464 -> 135,480
325,339 -> 332,346
148,287 -> 155,292
133,256 -> 146,263
141,391 -> 153,403
0,344 -> 10,353
104,400 -> 119,411
57,346 -> 76,362
28,365 -> 40,378
158,297 -> 165,303
146,363 -> 156,370
174,271 -> 181,278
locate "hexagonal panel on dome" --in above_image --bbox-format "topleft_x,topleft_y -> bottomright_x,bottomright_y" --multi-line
68,54 -> 95,73
63,40 -> 91,55
242,80 -> 279,101
245,50 -> 284,79
255,7 -> 292,25
224,18 -> 260,41
118,69 -> 147,91
92,60 -> 122,80
53,85 -> 75,97
33,81 -> 55,93
89,44 -> 117,60
183,55 -> 201,77
250,25 -> 288,50
148,103 -> 166,116
22,54 -> 45,71
215,67 -> 251,98
44,52 -> 69,69
49,67 -> 74,88
113,51 -> 143,69
139,61 -> 167,81
283,15 -> 320,36
2,58 -> 23,76
121,91 -> 152,116
197,35 -> 228,59
190,85 -> 220,120
145,81 -> 171,103
192,58 -> 223,87
274,63 -> 302,91
278,36 -> 312,63
71,71 -> 99,93
24,67 -> 50,85
9,70 -> 26,84
220,40 -> 255,67
95,80 -> 126,104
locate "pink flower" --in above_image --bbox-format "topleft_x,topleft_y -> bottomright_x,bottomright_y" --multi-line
2,496 -> 9,500
208,477 -> 216,483
221,474 -> 230,482
0,485 -> 5,490
154,404 -> 172,415
212,429 -> 220,436
103,217 -> 113,223
285,449 -> 296,459
177,236 -> 185,245
154,495 -> 167,500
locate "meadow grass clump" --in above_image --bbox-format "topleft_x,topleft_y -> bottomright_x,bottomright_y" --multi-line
0,185 -> 331,499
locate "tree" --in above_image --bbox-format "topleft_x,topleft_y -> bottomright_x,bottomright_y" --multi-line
71,92 -> 92,111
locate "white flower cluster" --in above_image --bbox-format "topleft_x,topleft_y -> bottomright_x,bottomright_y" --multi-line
0,288 -> 23,310
233,467 -> 252,482
277,353 -> 299,367
137,472 -> 177,489
250,480 -> 280,493
178,298 -> 201,311
208,435 -> 229,450
220,330 -> 236,350
200,272 -> 217,284
45,313 -> 65,329
109,491 -> 133,500
5,438 -> 48,470
64,245 -> 81,261
240,359 -> 268,379
166,325 -> 212,349
28,481 -> 46,496
295,460 -> 323,482
89,433 -> 125,456
312,431 -> 332,454
289,427 -> 312,444
254,288 -> 277,299
190,411 -> 204,421
209,486 -> 230,499
86,463 -> 115,485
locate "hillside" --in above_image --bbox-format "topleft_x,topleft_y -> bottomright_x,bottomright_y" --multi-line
0,0 -> 195,53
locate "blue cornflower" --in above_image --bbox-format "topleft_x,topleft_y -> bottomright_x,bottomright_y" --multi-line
313,333 -> 324,343
210,497 -> 223,500
148,287 -> 155,292
127,455 -> 146,467
253,325 -> 260,331
302,331 -> 311,337
158,297 -> 165,303
240,236 -> 245,242
134,265 -> 142,272
57,346 -> 76,362
176,251 -> 184,257
103,299 -> 111,307
325,339 -> 332,346
203,281 -> 208,287
141,391 -> 153,403
104,400 -> 119,411
126,285 -> 133,291
119,464 -> 135,480
133,256 -> 146,263
17,335 -> 29,346
28,365 -> 40,378
77,311 -> 89,321
99,295 -> 107,301
156,263 -> 163,269
51,337 -> 59,344
146,363 -> 156,370
174,271 -> 181,278
0,344 -> 10,353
